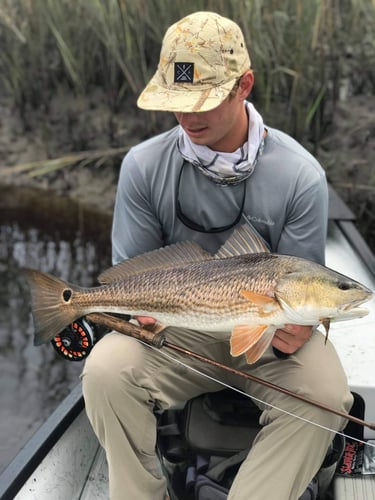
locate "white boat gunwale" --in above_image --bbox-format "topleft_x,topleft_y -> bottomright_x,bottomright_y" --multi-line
0,384 -> 84,500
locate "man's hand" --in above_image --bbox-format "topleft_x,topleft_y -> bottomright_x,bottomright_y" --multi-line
134,315 -> 157,327
272,324 -> 313,354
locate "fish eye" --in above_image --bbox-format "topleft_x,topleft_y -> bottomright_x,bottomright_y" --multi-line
337,281 -> 352,291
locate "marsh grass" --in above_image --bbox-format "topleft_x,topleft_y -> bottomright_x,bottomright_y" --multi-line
1,0 -> 374,132
1,0 -> 375,247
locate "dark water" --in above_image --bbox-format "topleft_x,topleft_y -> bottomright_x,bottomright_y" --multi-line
0,185 -> 112,473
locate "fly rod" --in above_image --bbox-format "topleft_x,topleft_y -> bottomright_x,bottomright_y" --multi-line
86,312 -> 375,431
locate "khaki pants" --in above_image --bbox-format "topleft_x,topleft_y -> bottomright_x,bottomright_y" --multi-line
82,327 -> 353,500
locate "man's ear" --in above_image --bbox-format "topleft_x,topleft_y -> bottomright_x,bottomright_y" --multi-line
239,70 -> 254,99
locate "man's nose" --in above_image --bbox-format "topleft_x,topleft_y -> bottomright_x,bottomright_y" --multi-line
176,112 -> 198,124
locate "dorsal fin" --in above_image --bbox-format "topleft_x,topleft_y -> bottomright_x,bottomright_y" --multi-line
215,224 -> 270,258
98,241 -> 212,284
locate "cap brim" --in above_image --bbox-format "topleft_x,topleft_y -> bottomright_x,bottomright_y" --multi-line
137,74 -> 237,113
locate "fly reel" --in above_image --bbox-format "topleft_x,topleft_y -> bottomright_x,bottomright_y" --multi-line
51,318 -> 95,361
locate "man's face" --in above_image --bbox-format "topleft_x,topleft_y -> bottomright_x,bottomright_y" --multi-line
174,93 -> 248,153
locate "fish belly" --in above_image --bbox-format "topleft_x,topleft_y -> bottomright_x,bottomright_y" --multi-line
96,305 -> 290,333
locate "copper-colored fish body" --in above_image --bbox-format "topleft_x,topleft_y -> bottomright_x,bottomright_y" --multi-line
24,225 -> 373,363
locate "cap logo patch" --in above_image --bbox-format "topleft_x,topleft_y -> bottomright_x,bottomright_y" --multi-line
174,62 -> 194,83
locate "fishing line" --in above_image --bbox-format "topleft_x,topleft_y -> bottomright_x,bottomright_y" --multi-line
138,337 -> 375,450
86,313 -> 375,447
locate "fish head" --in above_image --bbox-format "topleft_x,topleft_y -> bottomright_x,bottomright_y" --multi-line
274,265 -> 373,323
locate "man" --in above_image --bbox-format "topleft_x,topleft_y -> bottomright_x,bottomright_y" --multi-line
82,11 -> 353,500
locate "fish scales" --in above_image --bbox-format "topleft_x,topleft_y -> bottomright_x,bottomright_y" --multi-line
24,224 -> 373,362
73,254 -> 282,315
57,254 -> 300,336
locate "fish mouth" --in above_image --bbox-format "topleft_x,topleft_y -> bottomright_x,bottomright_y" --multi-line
335,304 -> 369,320
342,296 -> 372,311
340,303 -> 370,318
346,306 -> 369,315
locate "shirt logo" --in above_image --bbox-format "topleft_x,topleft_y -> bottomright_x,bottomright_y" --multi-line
174,63 -> 194,83
243,214 -> 275,226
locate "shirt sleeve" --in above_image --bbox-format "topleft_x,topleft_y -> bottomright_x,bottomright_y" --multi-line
276,173 -> 328,265
111,151 -> 164,264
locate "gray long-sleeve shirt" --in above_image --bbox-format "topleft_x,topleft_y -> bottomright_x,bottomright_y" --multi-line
112,124 -> 328,265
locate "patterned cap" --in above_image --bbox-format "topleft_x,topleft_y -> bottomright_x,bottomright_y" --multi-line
137,11 -> 251,113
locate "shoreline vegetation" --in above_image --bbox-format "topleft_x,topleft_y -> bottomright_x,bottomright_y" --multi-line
0,0 -> 374,250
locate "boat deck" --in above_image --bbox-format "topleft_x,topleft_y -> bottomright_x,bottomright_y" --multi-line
12,395 -> 375,500
1,188 -> 374,499
12,389 -> 109,500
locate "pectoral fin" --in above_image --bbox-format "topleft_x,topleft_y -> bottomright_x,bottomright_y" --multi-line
245,326 -> 277,364
240,290 -> 278,317
230,324 -> 269,357
240,290 -> 276,306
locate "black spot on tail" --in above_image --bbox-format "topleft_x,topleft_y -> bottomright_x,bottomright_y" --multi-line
63,289 -> 72,302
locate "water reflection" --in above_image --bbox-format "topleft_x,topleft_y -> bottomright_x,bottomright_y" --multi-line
0,186 -> 111,472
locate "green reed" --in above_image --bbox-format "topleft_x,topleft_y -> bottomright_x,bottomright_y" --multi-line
1,0 -> 374,139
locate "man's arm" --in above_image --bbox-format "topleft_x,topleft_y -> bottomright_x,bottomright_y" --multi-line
276,174 -> 329,265
111,151 -> 164,264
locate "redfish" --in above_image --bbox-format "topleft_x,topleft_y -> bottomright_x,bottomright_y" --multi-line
24,225 -> 372,363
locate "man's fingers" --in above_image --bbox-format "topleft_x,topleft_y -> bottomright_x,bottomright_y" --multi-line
134,315 -> 158,326
272,325 -> 313,354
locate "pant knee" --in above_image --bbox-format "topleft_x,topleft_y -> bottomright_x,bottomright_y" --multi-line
303,372 -> 354,423
82,332 -> 147,397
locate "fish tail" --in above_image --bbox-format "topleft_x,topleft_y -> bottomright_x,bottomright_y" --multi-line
23,268 -> 82,346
